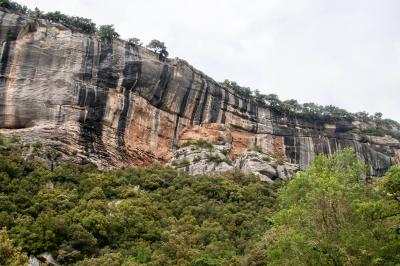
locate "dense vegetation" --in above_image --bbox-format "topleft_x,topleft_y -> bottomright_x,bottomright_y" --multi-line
0,135 -> 281,265
0,134 -> 399,265
264,149 -> 400,265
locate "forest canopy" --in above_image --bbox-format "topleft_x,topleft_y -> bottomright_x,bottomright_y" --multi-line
0,135 -> 399,265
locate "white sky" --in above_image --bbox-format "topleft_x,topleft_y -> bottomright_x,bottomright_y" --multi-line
17,0 -> 400,120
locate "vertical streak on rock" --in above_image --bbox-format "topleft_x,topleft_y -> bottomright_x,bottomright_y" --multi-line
284,136 -> 295,164
0,41 -> 9,126
0,40 -> 11,76
233,95 -> 239,115
327,137 -> 332,155
196,78 -> 209,125
251,103 -> 259,143
220,87 -> 229,124
151,109 -> 160,150
172,68 -> 195,149
81,39 -> 94,81
78,40 -> 115,157
240,98 -> 247,114
117,87 -> 130,147
190,77 -> 205,125
152,64 -> 172,108
209,84 -> 221,123
199,80 -> 210,125
117,44 -> 141,147
0,15 -> 21,127
1,41 -> 16,128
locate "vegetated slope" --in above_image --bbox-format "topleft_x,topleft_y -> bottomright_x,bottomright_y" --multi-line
1,135 -> 399,265
0,134 -> 280,265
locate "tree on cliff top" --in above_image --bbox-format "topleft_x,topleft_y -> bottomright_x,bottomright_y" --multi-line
146,39 -> 169,61
127,37 -> 142,46
146,39 -> 166,53
97,24 -> 119,40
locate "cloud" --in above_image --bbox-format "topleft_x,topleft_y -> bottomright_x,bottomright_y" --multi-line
18,0 -> 400,120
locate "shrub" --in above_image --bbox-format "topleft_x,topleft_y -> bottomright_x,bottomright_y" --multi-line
181,139 -> 214,150
146,39 -> 166,53
127,37 -> 142,46
206,154 -> 232,165
248,145 -> 263,153
97,24 -> 119,40
363,127 -> 385,137
171,159 -> 191,168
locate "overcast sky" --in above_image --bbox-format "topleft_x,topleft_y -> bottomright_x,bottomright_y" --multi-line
18,0 -> 400,120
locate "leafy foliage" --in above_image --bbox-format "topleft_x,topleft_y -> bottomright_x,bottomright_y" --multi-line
0,134 -> 279,265
0,134 -> 399,265
0,228 -> 28,266
127,37 -> 142,46
97,24 -> 120,40
263,149 -> 400,265
206,154 -> 232,165
247,145 -> 263,153
220,79 -> 355,123
146,39 -> 166,53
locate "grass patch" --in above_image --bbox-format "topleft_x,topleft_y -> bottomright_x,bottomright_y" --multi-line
181,139 -> 214,150
248,145 -> 263,153
171,159 -> 191,168
206,154 -> 232,165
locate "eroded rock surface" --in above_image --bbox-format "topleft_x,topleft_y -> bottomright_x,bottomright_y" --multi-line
171,144 -> 299,182
171,144 -> 234,176
0,9 -> 399,175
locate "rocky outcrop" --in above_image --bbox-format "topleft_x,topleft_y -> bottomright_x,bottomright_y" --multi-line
171,143 -> 298,183
235,151 -> 299,182
0,9 -> 399,176
171,144 -> 235,176
28,253 -> 60,266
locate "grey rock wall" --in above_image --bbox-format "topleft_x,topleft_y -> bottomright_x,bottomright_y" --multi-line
0,9 -> 398,175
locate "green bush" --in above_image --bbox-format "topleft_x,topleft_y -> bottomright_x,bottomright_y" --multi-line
171,159 -> 191,168
181,139 -> 214,150
97,24 -> 119,40
264,149 -> 400,265
363,127 -> 385,137
0,135 -> 280,264
248,145 -> 263,153
0,134 -> 399,264
206,154 -> 232,165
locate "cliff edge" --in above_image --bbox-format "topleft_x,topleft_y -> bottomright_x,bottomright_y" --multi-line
0,10 -> 399,176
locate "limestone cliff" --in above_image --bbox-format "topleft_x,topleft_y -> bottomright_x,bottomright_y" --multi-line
0,9 -> 399,176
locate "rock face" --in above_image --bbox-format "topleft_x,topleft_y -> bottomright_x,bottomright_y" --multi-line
0,9 -> 399,176
171,144 -> 234,176
171,144 -> 298,183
